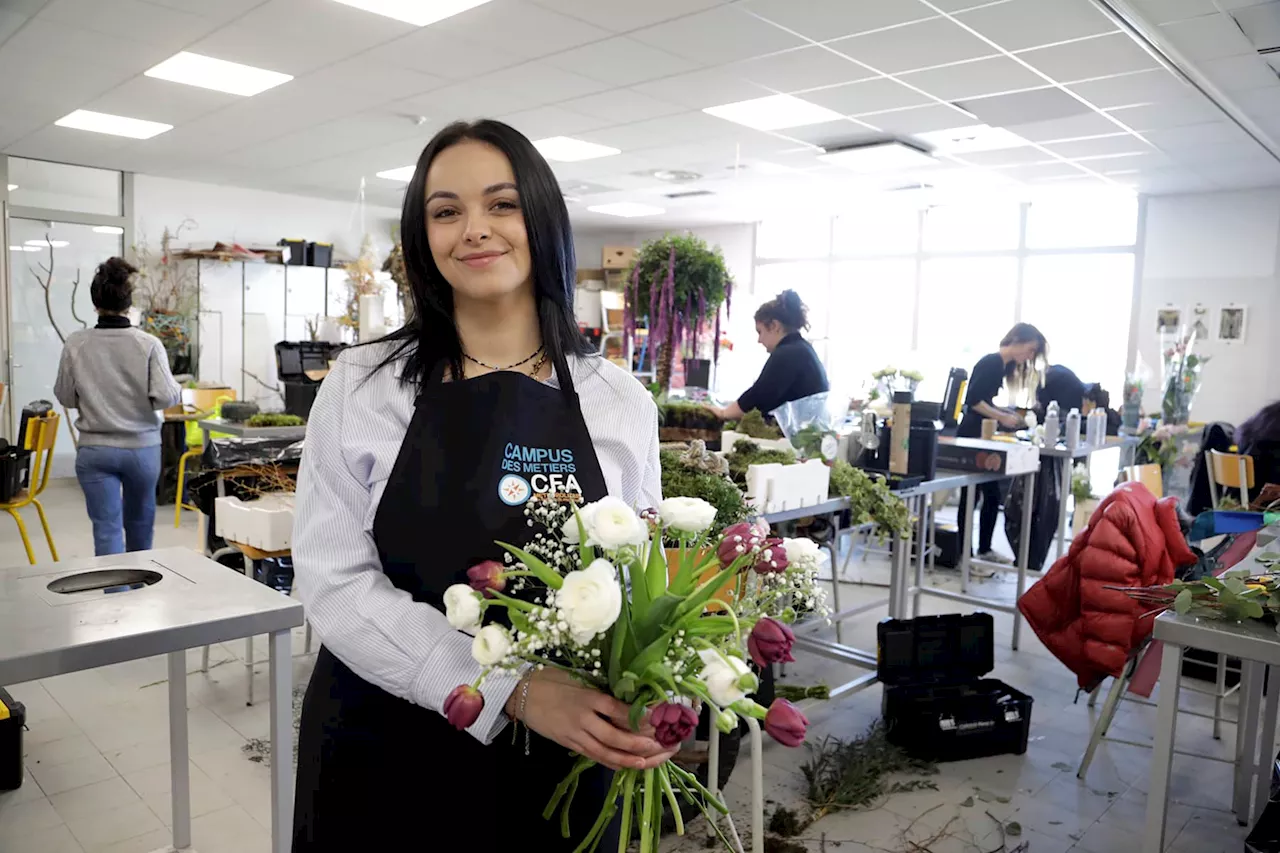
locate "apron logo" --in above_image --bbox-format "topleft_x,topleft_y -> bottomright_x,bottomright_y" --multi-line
500,443 -> 582,504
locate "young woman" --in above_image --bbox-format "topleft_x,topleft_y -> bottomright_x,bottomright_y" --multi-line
54,257 -> 181,556
709,289 -> 828,421
956,323 -> 1047,566
291,120 -> 671,851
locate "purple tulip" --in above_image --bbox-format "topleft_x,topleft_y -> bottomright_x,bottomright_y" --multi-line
651,702 -> 699,748
764,699 -> 808,747
752,538 -> 790,574
748,617 -> 796,668
717,521 -> 766,569
444,685 -> 484,731
466,560 -> 505,597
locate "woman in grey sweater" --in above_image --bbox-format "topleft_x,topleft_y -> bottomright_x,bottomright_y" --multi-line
54,257 -> 182,555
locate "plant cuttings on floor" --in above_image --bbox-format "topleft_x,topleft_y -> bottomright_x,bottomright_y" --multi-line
801,724 -> 938,823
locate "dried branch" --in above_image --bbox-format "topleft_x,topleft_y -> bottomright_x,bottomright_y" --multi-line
69,269 -> 86,329
237,464 -> 297,497
29,235 -> 67,344
243,369 -> 284,404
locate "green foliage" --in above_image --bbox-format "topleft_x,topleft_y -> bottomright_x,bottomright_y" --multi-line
828,459 -> 912,538
629,232 -> 732,319
658,401 -> 721,431
733,409 -> 783,440
1119,571 -> 1279,623
1070,464 -> 1094,503
246,413 -> 305,428
725,439 -> 796,484
802,725 -> 937,819
659,449 -> 750,533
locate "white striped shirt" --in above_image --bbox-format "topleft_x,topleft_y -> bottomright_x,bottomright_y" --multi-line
293,343 -> 661,742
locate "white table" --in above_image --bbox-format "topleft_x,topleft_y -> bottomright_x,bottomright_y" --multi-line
1143,609 -> 1280,852
0,549 -> 304,853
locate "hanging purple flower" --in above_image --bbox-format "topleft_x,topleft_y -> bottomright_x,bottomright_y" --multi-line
695,290 -> 706,356
673,306 -> 683,360
713,309 -> 721,365
725,275 -> 733,318
648,268 -> 660,336
652,272 -> 667,343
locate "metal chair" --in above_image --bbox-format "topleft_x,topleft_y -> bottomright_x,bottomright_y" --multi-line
1119,463 -> 1165,498
1206,450 -> 1254,509
0,413 -> 60,564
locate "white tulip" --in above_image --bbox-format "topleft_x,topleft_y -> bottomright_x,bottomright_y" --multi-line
659,496 -> 718,534
471,624 -> 512,667
561,502 -> 598,544
584,496 -> 649,550
557,558 -> 623,644
782,537 -> 821,569
443,584 -> 483,632
697,648 -> 757,707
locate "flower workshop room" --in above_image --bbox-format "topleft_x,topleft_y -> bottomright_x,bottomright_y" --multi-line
4,1 -> 1280,852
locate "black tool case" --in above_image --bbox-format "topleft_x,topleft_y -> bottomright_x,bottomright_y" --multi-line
877,612 -> 1032,762
0,686 -> 26,790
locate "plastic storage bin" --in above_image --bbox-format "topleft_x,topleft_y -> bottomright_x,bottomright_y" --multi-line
214,494 -> 296,552
877,612 -> 1032,762
744,458 -> 831,515
0,686 -> 26,790
0,447 -> 30,501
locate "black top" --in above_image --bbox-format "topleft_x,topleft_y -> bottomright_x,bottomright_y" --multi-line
737,331 -> 829,417
1037,364 -> 1085,415
95,315 -> 131,329
957,352 -> 1005,438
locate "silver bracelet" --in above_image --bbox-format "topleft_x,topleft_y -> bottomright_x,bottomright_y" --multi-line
517,672 -> 533,756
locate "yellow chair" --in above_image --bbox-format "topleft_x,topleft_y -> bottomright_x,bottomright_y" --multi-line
1,413 -> 60,564
174,390 -> 235,528
1120,464 -> 1164,499
1207,449 -> 1254,509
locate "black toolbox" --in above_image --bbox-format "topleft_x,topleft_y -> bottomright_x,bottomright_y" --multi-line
877,612 -> 1032,762
0,686 -> 26,790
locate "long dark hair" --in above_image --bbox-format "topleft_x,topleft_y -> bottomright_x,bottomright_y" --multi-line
1001,322 -> 1048,396
374,119 -> 590,386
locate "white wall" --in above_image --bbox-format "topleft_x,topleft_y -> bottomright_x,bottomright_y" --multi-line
1135,189 -> 1280,426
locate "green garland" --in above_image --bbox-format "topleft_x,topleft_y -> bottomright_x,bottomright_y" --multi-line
828,460 -> 911,538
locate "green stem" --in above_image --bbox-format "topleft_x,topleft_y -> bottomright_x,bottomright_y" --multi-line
543,755 -> 595,820
659,764 -> 684,836
617,770 -> 635,853
488,589 -> 537,612
668,763 -> 729,814
560,773 -> 580,839
571,771 -> 625,853
639,767 -> 655,853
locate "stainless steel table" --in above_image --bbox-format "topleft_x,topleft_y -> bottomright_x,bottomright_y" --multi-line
0,549 -> 304,853
1143,609 -> 1280,852
1041,436 -> 1136,565
199,418 -> 308,443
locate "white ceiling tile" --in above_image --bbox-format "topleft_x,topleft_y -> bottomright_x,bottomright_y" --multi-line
431,1 -> 612,58
130,0 -> 265,23
1199,155 -> 1280,187
469,62 -> 612,107
772,119 -> 882,148
559,89 -> 686,123
36,0 -> 217,45
1143,121 -> 1256,150
828,17 -> 1000,74
1131,167 -> 1214,193
1202,55 -> 1280,91
1105,97 -> 1223,131
1042,133 -> 1153,158
1067,69 -> 1194,108
1001,161 -> 1090,181
287,57 -> 446,105
0,9 -> 28,43
1167,139 -> 1269,163
897,55 -> 1048,101
220,112 -> 437,171
733,46 -> 878,93
8,125 -> 134,164
83,77 -> 241,126
1231,85 -> 1280,116
527,0 -> 727,32
961,88 -> 1093,126
1129,0 -> 1217,25
1017,33 -> 1160,83
579,112 -> 744,151
857,103 -> 982,134
1006,111 -> 1127,141
495,105 -> 611,139
379,29 -> 526,79
953,145 -> 1052,167
1159,14 -> 1258,61
630,6 -> 807,65
1219,0 -> 1278,9
801,77 -> 935,116
631,69 -> 775,109
542,38 -> 698,87
955,0 -> 1118,51
739,0 -> 939,42
395,81 -> 545,120
0,17 -> 170,75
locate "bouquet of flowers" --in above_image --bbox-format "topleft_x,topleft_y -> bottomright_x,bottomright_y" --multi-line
443,495 -> 829,853
1159,327 -> 1207,425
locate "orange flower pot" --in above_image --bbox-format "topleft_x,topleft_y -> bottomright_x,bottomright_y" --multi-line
666,547 -> 738,608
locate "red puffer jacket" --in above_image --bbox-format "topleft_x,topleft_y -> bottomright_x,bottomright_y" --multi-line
1018,482 -> 1195,690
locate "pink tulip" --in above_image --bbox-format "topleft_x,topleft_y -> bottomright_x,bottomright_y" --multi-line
466,560 -> 505,596
444,685 -> 484,730
752,538 -> 790,574
717,522 -> 766,569
748,617 -> 796,668
764,699 -> 808,747
650,702 -> 699,748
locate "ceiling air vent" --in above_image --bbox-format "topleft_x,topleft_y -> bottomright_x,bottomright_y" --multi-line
663,189 -> 715,199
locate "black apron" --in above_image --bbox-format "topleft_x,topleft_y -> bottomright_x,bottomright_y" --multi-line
292,360 -> 617,851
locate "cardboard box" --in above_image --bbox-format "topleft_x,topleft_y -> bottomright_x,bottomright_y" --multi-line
937,438 -> 1040,476
602,246 -> 636,269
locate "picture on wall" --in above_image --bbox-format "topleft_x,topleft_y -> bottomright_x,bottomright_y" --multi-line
1219,305 -> 1247,343
1190,303 -> 1211,341
1156,306 -> 1181,334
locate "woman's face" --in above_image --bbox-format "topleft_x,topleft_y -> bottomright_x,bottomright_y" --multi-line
424,139 -> 532,303
756,320 -> 786,353
1008,340 -> 1041,365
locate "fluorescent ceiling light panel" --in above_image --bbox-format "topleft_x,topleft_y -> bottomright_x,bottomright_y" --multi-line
587,203 -> 664,218
703,94 -> 842,131
5,184 -> 15,191
55,110 -> 172,139
331,0 -> 493,26
93,226 -> 125,235
376,165 -> 416,182
25,239 -> 69,248
145,52 -> 292,96
820,140 -> 937,172
534,137 -> 621,162
9,246 -> 39,252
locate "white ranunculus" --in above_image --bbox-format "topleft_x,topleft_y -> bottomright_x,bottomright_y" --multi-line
697,648 -> 757,707
443,584 -> 483,632
557,558 -> 623,644
561,502 -> 598,544
584,496 -> 649,550
659,496 -> 718,534
471,624 -> 512,666
782,537 -> 821,569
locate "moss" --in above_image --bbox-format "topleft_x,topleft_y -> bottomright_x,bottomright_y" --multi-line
734,409 -> 783,440
659,401 -> 721,431
246,413 -> 305,428
725,439 -> 796,485
660,449 -> 750,532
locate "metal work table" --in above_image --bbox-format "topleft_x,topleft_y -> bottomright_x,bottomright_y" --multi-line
0,549 -> 304,853
199,418 -> 308,442
1041,436 -> 1137,564
1144,606 -> 1280,851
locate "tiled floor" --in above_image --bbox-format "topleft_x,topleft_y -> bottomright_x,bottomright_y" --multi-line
0,480 -> 1266,852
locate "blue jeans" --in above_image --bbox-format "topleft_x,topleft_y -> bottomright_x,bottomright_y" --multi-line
75,445 -> 161,556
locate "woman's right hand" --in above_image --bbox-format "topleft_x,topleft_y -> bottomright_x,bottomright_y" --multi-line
999,412 -> 1024,430
507,669 -> 677,771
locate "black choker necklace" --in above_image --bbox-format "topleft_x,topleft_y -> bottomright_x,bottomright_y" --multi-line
462,347 -> 542,372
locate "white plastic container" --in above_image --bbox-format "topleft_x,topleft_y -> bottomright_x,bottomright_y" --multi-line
744,459 -> 831,515
214,493 -> 296,552
1065,408 -> 1081,451
1043,402 -> 1060,448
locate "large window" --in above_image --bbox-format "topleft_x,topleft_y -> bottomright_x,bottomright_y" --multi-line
751,196 -> 1139,408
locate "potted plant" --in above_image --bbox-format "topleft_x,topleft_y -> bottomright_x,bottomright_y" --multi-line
131,220 -> 199,374
1070,464 -> 1099,533
624,233 -> 733,393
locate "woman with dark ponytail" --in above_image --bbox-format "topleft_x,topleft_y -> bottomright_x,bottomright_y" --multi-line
708,288 -> 828,421
54,257 -> 182,555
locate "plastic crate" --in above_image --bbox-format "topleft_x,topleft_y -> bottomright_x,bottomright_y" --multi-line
0,447 -> 31,502
877,613 -> 1033,762
0,686 -> 26,791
